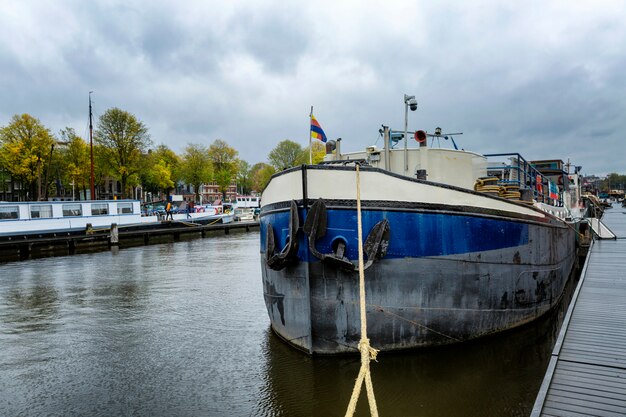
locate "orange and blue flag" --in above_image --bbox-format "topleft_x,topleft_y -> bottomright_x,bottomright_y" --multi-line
310,115 -> 327,143
549,181 -> 559,200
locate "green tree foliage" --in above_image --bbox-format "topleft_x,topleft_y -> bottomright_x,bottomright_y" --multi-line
179,143 -> 212,203
236,160 -> 253,195
57,128 -> 90,200
297,141 -> 326,165
602,172 -> 626,191
250,162 -> 276,193
268,140 -> 303,170
0,114 -> 55,200
94,108 -> 151,198
140,145 -> 181,198
208,139 -> 239,199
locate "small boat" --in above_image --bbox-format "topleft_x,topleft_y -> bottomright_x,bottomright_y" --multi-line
259,101 -> 584,354
0,199 -> 232,237
234,207 -> 256,222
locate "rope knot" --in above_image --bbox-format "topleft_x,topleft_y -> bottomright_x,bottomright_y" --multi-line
358,338 -> 380,362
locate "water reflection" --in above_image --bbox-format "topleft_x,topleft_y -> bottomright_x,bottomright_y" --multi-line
256,269 -> 577,417
2,266 -> 61,334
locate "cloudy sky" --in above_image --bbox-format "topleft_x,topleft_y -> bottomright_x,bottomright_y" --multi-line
1,1 -> 624,175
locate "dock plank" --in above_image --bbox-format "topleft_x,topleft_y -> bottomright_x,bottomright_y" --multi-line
532,206 -> 626,416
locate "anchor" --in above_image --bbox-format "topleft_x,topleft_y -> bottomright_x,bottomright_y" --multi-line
266,200 -> 300,271
303,198 -> 390,271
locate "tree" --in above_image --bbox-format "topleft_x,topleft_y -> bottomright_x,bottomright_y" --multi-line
179,143 -> 212,203
57,128 -> 90,200
268,140 -> 302,170
0,114 -> 55,200
208,139 -> 239,200
250,162 -> 276,193
297,141 -> 326,165
94,108 -> 151,199
605,173 -> 626,192
236,160 -> 253,195
140,145 -> 181,199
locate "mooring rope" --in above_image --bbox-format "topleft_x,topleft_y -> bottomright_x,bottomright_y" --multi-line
345,164 -> 380,417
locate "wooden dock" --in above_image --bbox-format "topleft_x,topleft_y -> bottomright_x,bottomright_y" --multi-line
532,205 -> 626,416
0,220 -> 259,261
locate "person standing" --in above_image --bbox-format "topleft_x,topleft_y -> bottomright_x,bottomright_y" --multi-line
165,201 -> 173,221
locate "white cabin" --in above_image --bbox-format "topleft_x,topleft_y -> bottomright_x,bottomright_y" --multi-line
0,200 -> 143,235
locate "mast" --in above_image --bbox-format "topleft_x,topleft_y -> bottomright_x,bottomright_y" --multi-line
89,92 -> 95,200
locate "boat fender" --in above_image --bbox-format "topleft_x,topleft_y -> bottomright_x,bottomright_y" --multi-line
266,200 -> 300,271
361,219 -> 390,270
303,198 -> 354,271
303,199 -> 389,271
414,130 -> 427,143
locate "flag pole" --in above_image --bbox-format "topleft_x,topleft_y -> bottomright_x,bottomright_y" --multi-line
309,106 -> 313,164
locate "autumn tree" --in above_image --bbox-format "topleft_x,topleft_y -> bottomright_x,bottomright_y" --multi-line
268,140 -> 302,171
140,144 -> 180,199
57,128 -> 90,200
179,143 -> 212,203
250,162 -> 276,193
208,139 -> 239,200
0,114 -> 55,200
297,141 -> 326,165
94,108 -> 151,198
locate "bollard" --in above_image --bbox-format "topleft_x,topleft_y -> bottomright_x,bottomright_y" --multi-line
110,223 -> 119,246
68,239 -> 76,255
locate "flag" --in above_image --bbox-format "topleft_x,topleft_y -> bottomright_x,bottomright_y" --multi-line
310,115 -> 327,143
549,181 -> 558,200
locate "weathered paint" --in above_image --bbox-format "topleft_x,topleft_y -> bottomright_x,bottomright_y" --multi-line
261,205 -> 575,354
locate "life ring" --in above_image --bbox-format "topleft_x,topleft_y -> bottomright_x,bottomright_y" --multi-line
414,130 -> 427,143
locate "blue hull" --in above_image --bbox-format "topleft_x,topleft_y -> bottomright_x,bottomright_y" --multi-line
261,206 -> 576,354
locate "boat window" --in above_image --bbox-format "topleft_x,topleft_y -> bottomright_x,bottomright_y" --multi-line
0,205 -> 19,220
91,203 -> 109,216
30,205 -> 53,219
62,204 -> 82,217
117,202 -> 133,214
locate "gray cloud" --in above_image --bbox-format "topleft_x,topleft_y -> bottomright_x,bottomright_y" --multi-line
1,0 -> 625,175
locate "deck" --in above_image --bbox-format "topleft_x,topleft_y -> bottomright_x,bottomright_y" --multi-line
532,204 -> 626,416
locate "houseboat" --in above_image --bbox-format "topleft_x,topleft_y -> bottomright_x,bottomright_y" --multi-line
259,102 -> 582,354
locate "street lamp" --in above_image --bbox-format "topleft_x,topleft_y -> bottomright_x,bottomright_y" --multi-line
403,94 -> 418,175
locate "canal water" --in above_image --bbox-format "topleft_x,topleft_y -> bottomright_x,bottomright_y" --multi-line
0,231 -> 577,416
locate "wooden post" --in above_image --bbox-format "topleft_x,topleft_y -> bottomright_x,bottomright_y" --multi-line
19,243 -> 31,260
110,223 -> 119,246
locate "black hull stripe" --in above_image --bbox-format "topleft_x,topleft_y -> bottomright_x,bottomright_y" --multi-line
261,198 -> 567,229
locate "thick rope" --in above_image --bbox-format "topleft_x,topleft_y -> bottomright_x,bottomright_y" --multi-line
345,164 -> 380,417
